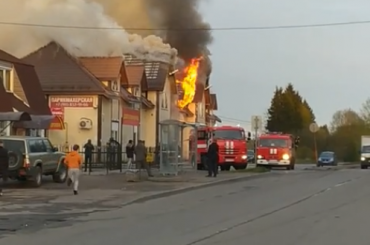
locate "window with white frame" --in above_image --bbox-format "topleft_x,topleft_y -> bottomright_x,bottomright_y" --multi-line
0,68 -> 12,91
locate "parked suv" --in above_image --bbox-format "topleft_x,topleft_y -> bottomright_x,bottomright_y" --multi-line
0,136 -> 67,187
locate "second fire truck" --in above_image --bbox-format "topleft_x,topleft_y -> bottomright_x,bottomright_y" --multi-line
256,132 -> 300,170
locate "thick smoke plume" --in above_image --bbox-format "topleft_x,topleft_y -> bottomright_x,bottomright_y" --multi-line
0,0 -> 176,62
93,0 -> 213,62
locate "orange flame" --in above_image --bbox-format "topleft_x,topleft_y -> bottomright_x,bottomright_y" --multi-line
177,58 -> 201,108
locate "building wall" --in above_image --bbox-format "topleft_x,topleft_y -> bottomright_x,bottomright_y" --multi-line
47,95 -> 98,149
142,91 -> 157,147
45,95 -> 127,151
101,97 -> 113,145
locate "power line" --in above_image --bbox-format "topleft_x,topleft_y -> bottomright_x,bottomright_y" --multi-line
0,20 -> 370,31
218,115 -> 251,123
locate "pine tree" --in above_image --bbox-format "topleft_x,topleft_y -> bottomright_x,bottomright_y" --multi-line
266,84 -> 316,134
266,87 -> 285,132
283,83 -> 304,133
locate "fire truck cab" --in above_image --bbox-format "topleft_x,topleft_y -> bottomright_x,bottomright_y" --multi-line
196,125 -> 250,171
256,132 -> 299,170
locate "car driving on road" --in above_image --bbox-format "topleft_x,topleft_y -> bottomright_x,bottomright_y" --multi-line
0,136 -> 67,187
317,151 -> 337,167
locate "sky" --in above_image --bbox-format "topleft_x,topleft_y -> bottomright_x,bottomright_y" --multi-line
199,0 -> 370,130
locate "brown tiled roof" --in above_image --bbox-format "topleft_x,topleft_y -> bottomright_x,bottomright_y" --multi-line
144,62 -> 169,91
0,84 -> 13,113
79,57 -> 122,80
207,114 -> 222,123
8,92 -> 31,113
0,50 -> 31,65
210,94 -> 218,110
192,83 -> 205,103
141,96 -> 155,109
0,49 -> 50,115
125,65 -> 145,87
121,87 -> 140,104
22,42 -> 107,94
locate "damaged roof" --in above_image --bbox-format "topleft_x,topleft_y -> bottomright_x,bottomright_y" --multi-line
144,62 -> 169,91
22,42 -> 109,95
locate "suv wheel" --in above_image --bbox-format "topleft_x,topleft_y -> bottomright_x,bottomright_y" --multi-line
32,166 -> 42,187
53,165 -> 68,183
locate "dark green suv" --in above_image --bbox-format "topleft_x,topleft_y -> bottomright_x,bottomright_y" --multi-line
0,136 -> 67,187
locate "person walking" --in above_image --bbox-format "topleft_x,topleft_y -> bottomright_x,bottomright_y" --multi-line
0,141 -> 9,196
207,138 -> 219,177
83,139 -> 94,172
64,144 -> 82,195
134,140 -> 153,177
125,140 -> 134,169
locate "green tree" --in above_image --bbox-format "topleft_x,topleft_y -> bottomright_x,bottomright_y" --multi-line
301,100 -> 315,125
360,98 -> 370,126
266,83 -> 314,134
266,86 -> 285,132
283,83 -> 304,132
328,109 -> 367,161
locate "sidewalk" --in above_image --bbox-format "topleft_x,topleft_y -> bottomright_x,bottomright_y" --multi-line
0,169 -> 268,215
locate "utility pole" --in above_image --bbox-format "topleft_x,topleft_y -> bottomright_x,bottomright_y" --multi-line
309,123 -> 319,162
251,116 -> 262,165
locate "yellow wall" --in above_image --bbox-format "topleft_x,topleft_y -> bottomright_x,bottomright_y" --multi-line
101,96 -> 112,145
48,95 -> 121,150
142,91 -> 157,147
48,96 -> 98,149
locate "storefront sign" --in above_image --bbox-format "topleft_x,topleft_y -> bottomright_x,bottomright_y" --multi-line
49,107 -> 65,130
122,108 -> 140,126
49,96 -> 94,107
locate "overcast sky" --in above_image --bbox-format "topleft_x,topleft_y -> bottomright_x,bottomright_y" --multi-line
200,0 -> 370,129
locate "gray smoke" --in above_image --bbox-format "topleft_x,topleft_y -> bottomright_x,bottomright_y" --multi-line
93,0 -> 212,62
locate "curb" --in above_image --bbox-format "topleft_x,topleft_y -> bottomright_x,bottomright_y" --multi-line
122,172 -> 274,206
303,163 -> 359,171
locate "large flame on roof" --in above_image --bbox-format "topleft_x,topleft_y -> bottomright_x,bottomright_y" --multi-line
177,58 -> 201,108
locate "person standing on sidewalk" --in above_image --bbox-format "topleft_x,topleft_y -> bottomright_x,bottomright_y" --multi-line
83,139 -> 94,172
135,140 -> 153,177
64,144 -> 82,195
0,141 -> 9,196
207,138 -> 219,177
125,140 -> 134,169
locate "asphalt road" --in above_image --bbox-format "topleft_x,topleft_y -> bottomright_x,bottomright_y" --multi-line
1,167 -> 369,244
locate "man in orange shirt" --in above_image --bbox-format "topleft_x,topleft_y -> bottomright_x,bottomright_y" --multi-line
64,144 -> 82,195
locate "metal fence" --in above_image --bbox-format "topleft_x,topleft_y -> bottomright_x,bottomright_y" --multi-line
57,145 -> 158,173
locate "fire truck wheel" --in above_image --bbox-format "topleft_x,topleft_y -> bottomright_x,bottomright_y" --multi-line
233,164 -> 247,170
287,164 -> 295,170
220,165 -> 231,171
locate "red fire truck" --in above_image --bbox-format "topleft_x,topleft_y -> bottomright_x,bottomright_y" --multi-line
256,132 -> 299,170
195,126 -> 250,171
